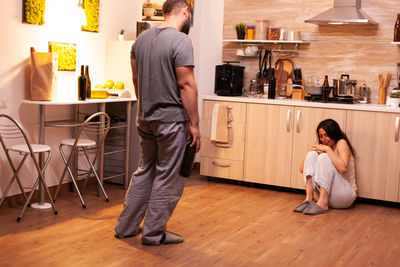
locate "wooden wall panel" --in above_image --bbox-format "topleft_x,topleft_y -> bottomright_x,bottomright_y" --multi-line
223,0 -> 400,102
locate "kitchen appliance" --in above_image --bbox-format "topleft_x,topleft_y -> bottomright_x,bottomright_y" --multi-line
304,0 -> 378,26
215,61 -> 245,96
333,74 -> 357,97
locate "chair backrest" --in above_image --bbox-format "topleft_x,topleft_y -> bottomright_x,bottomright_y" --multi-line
0,114 -> 34,155
74,112 -> 111,149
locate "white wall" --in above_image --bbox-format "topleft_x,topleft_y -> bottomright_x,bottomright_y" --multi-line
0,0 -> 223,196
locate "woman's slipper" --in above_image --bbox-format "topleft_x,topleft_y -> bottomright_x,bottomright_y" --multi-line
293,201 -> 311,213
303,202 -> 327,215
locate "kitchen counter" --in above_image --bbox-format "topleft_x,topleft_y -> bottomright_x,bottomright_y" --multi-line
203,95 -> 400,114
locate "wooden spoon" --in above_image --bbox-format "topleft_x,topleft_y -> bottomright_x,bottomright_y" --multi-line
383,72 -> 391,89
378,73 -> 384,88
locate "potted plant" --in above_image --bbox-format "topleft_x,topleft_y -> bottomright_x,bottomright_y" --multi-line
119,29 -> 125,41
235,23 -> 246,40
389,92 -> 400,108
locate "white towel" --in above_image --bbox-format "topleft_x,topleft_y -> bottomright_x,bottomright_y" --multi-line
210,104 -> 229,143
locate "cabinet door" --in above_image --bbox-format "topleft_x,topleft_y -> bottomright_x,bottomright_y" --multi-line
290,107 -> 347,189
244,104 -> 294,186
200,100 -> 246,180
346,111 -> 400,202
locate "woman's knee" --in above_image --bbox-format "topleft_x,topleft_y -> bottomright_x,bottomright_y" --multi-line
317,152 -> 333,166
306,151 -> 319,161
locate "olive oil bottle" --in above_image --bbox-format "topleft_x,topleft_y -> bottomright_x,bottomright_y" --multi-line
78,65 -> 87,100
85,65 -> 91,99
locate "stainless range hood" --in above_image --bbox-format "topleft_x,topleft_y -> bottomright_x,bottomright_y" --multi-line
305,0 -> 378,25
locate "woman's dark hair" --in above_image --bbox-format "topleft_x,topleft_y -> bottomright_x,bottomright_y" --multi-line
162,0 -> 190,16
316,119 -> 354,155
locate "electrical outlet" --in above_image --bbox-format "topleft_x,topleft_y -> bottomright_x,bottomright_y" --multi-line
0,99 -> 8,109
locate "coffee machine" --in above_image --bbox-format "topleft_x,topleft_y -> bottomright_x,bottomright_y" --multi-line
214,61 -> 245,96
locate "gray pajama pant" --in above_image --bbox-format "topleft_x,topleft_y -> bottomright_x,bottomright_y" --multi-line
115,120 -> 188,244
303,151 -> 356,208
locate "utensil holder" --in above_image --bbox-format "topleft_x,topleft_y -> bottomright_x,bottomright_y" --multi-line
378,87 -> 386,104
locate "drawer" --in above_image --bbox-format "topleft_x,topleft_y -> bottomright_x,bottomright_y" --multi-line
202,100 -> 246,123
200,156 -> 243,180
201,137 -> 244,161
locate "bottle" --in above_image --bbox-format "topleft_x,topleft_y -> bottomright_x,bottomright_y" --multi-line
91,90 -> 119,99
268,69 -> 276,99
78,65 -> 87,100
394,14 -> 400,42
246,25 -> 255,40
85,65 -> 91,99
322,75 -> 330,102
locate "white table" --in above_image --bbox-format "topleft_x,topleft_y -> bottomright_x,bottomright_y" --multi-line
23,98 -> 136,209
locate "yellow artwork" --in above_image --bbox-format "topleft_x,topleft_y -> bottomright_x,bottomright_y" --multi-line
49,42 -> 77,71
82,0 -> 99,32
23,0 -> 46,25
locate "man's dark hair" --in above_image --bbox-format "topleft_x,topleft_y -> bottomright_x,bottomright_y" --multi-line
162,0 -> 190,16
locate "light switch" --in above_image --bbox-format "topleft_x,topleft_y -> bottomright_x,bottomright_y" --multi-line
0,99 -> 8,109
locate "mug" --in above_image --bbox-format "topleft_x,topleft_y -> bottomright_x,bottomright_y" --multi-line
143,8 -> 156,18
236,49 -> 245,56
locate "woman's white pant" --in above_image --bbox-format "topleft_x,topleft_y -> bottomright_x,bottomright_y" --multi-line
303,151 -> 356,208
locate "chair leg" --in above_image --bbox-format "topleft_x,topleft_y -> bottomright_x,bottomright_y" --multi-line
16,177 -> 40,222
35,150 -> 58,215
83,147 -> 109,202
53,145 -> 70,202
57,145 -> 86,208
0,155 -> 28,208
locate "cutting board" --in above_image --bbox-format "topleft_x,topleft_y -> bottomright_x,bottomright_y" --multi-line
275,59 -> 294,96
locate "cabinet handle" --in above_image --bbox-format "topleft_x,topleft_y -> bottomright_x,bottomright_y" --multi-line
395,117 -> 400,142
296,110 -> 301,133
212,160 -> 231,168
286,109 -> 291,132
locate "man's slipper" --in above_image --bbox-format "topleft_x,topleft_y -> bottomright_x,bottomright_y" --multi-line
114,226 -> 143,239
293,201 -> 311,213
303,202 -> 327,215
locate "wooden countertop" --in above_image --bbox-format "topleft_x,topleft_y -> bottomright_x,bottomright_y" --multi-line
202,95 -> 400,114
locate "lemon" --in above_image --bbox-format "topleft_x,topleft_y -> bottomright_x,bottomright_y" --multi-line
115,82 -> 124,89
104,80 -> 114,89
95,84 -> 104,89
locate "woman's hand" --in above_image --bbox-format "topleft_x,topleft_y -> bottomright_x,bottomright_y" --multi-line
311,144 -> 331,154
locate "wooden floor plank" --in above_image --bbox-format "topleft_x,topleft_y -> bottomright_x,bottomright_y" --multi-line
0,172 -> 399,266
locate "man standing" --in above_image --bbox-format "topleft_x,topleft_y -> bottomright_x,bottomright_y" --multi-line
114,0 -> 200,246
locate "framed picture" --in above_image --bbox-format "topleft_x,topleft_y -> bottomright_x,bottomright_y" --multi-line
23,0 -> 46,25
142,0 -> 164,21
82,0 -> 99,32
48,42 -> 77,71
189,0 -> 194,26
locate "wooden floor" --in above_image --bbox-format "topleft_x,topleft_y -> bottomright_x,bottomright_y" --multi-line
0,171 -> 399,267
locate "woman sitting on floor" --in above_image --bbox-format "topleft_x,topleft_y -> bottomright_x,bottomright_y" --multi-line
294,119 -> 357,215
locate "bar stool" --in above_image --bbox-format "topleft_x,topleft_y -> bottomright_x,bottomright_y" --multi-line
53,112 -> 111,208
0,114 -> 58,222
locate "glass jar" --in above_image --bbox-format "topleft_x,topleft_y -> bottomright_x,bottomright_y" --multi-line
359,84 -> 370,103
268,27 -> 280,40
255,19 -> 269,40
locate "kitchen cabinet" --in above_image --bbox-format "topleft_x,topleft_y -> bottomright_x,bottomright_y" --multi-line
290,107 -> 347,189
346,111 -> 400,201
244,104 -> 294,186
200,100 -> 246,180
244,104 -> 346,189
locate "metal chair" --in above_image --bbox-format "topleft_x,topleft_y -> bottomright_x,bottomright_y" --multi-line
53,112 -> 111,208
0,114 -> 58,222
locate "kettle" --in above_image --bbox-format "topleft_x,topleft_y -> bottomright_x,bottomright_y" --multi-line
333,74 -> 357,97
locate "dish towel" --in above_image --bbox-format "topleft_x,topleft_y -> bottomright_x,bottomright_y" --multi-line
210,104 -> 229,143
